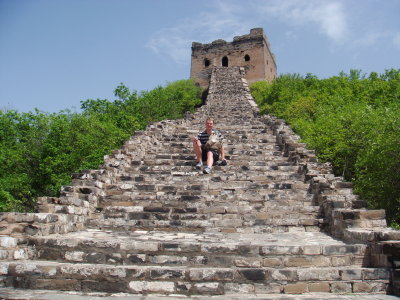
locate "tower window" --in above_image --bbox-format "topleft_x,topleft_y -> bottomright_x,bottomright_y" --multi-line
204,58 -> 210,67
222,56 -> 228,67
244,54 -> 250,61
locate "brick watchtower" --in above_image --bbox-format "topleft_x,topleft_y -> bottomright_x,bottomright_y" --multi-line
190,28 -> 277,89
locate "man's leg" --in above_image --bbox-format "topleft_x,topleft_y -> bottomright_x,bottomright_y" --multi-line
206,151 -> 214,168
193,138 -> 203,163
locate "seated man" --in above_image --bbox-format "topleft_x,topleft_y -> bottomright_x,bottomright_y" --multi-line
193,118 -> 227,174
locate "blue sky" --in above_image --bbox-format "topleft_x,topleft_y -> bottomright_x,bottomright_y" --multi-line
1,0 -> 399,113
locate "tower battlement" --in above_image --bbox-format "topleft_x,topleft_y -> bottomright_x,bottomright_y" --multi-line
190,28 -> 277,89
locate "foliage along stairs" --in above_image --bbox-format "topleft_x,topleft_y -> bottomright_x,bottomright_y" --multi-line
0,66 -> 400,298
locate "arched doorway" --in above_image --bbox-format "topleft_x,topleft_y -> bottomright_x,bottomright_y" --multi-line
222,56 -> 228,67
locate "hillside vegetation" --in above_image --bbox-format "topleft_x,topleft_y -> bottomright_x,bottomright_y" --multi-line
251,69 -> 400,226
0,80 -> 202,212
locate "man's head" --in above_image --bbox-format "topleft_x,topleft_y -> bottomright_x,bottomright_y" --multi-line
205,118 -> 214,132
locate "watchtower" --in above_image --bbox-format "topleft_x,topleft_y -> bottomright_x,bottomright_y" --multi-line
190,28 -> 277,89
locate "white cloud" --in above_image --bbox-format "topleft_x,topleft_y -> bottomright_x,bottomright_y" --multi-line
253,0 -> 347,42
393,33 -> 400,48
352,30 -> 400,50
146,0 -> 349,64
354,31 -> 388,47
146,0 -> 252,64
147,0 -> 398,64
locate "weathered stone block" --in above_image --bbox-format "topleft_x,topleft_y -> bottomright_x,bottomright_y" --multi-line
126,268 -> 146,279
224,282 -> 254,293
308,282 -> 330,292
150,269 -> 185,280
323,245 -> 362,255
176,281 -> 192,293
284,282 -> 307,294
297,268 -> 340,281
103,267 -> 127,278
262,257 -> 282,267
129,281 -> 175,293
284,256 -> 330,267
12,263 -> 56,277
341,269 -> 362,280
13,249 -> 27,260
149,255 -> 188,265
0,263 -> 9,275
82,280 -> 126,293
35,278 -> 81,291
0,250 -> 11,260
234,258 -> 261,267
254,283 -> 281,293
190,268 -> 234,281
362,268 -> 390,280
201,244 -> 236,254
261,245 -> 301,255
271,269 -> 297,281
121,241 -> 159,252
65,251 -> 85,262
238,269 -> 266,281
331,255 -> 352,266
60,264 -> 100,279
106,253 -> 123,264
353,281 -> 388,293
193,282 -> 222,294
331,282 -> 352,293
302,245 -> 321,255
127,254 -> 146,264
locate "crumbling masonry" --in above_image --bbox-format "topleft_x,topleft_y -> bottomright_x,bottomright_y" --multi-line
0,30 -> 399,298
191,28 -> 277,89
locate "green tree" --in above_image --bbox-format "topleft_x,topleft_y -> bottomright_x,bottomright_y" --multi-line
0,79 -> 202,212
250,69 -> 400,225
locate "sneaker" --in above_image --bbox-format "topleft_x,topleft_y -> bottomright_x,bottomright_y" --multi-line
195,161 -> 203,169
203,166 -> 212,174
219,159 -> 227,166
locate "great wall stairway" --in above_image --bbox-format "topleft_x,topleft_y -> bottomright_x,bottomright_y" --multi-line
0,67 -> 399,299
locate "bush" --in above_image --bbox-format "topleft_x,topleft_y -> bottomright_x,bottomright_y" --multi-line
250,69 -> 400,225
0,80 -> 202,212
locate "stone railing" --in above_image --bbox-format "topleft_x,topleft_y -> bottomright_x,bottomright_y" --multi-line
0,118 -> 184,264
261,114 -> 400,294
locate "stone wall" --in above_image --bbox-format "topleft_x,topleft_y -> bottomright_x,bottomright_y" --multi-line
190,28 -> 277,89
0,66 -> 399,296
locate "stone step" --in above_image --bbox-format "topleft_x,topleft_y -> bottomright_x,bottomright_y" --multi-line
0,213 -> 86,236
142,147 -> 283,159
102,180 -> 308,194
98,207 -> 320,222
123,162 -> 298,174
0,260 -> 390,295
101,203 -> 320,215
1,288 -> 398,300
100,194 -> 313,210
99,196 -> 317,212
28,230 -> 368,268
161,128 -> 275,136
89,224 -> 321,234
103,172 -> 303,186
2,66 -> 397,298
100,190 -> 314,208
111,161 -> 298,174
88,218 -> 321,233
95,214 -> 321,229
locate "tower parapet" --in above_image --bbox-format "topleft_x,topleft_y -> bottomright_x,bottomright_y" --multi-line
190,28 -> 277,89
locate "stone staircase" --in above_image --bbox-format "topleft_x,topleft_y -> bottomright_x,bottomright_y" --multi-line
0,67 -> 399,298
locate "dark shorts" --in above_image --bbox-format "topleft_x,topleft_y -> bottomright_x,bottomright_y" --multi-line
202,149 -> 219,163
